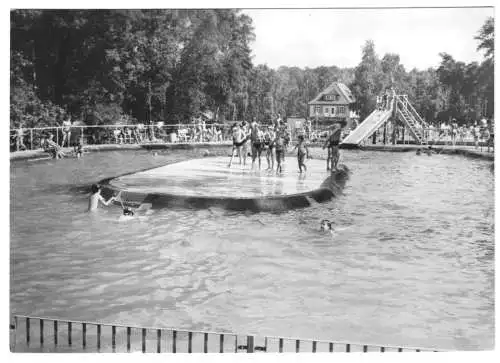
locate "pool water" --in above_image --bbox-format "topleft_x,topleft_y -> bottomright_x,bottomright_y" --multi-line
10,148 -> 494,350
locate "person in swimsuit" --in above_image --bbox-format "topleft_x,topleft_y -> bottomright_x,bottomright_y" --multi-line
61,116 -> 72,148
241,121 -> 252,160
88,184 -> 116,212
293,134 -> 309,173
264,126 -> 276,170
44,133 -> 66,159
74,138 -> 84,158
274,113 -> 282,132
323,123 -> 342,171
228,123 -> 246,168
275,131 -> 286,174
250,121 -> 265,170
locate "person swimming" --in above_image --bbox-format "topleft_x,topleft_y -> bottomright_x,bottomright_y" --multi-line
88,184 -> 117,212
122,207 -> 134,216
320,219 -> 333,232
74,139 -> 83,158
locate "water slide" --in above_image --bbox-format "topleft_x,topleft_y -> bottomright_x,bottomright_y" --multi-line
340,108 -> 393,148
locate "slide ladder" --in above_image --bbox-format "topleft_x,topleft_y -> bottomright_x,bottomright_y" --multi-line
394,95 -> 428,145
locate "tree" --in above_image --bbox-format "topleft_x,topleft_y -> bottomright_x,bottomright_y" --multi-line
351,40 -> 384,119
475,17 -> 494,60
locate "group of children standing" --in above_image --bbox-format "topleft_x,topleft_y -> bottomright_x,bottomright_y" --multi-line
228,120 -> 289,173
228,117 -> 343,174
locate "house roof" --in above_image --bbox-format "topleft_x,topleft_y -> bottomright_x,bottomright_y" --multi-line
308,82 -> 355,105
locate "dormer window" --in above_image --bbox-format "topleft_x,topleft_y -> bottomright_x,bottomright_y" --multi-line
324,94 -> 341,101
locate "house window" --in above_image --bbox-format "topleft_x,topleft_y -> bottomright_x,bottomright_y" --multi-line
337,106 -> 346,115
314,106 -> 321,114
324,94 -> 334,101
324,107 -> 329,115
335,95 -> 340,101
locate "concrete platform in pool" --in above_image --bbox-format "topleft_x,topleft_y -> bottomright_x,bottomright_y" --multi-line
99,156 -> 350,212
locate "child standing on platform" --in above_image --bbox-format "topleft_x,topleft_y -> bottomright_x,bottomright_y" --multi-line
293,135 -> 310,173
275,131 -> 286,174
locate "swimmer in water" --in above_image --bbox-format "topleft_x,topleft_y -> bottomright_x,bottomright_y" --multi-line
320,219 -> 333,232
122,207 -> 134,216
88,184 -> 116,212
74,139 -> 83,158
416,148 -> 422,155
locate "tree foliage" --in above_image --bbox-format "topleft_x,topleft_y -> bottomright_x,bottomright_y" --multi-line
10,11 -> 494,128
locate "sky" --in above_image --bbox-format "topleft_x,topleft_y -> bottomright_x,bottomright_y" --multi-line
242,7 -> 494,71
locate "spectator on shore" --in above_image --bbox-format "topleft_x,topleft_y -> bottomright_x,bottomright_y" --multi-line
439,121 -> 446,138
474,122 -> 481,149
274,113 -> 282,131
113,127 -> 123,144
451,119 -> 458,146
133,125 -> 142,143
214,126 -> 222,142
482,126 -> 491,151
487,120 -> 494,153
61,116 -> 72,148
43,133 -> 65,159
16,127 -> 26,151
458,125 -> 466,143
305,119 -> 312,139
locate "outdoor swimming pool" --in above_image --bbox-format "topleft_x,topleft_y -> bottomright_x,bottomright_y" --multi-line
10,148 -> 494,350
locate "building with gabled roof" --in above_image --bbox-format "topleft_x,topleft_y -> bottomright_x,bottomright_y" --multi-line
308,82 -> 356,127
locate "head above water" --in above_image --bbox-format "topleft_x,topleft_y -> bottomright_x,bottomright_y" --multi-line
91,184 -> 100,194
320,219 -> 333,231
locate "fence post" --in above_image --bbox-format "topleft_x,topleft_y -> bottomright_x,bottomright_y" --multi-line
56,127 -> 59,146
246,336 -> 254,353
30,129 -> 33,150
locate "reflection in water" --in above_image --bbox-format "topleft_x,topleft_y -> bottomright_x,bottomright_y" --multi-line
10,149 -> 494,350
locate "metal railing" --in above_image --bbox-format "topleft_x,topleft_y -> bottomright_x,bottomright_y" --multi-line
359,126 -> 494,152
9,123 -> 494,154
10,315 -> 443,353
9,123 -> 236,152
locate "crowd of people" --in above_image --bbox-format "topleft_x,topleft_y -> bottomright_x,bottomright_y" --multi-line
424,118 -> 494,150
226,115 -> 344,174
376,88 -> 397,111
367,116 -> 494,152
